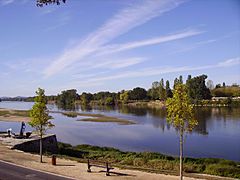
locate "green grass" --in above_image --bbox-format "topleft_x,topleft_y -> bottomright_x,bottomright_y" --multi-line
61,111 -> 135,125
57,142 -> 240,179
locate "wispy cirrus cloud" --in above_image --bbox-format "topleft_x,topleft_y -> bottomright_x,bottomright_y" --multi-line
44,13 -> 71,32
218,57 -> 240,67
90,57 -> 145,70
44,0 -> 185,77
97,29 -> 204,56
0,0 -> 14,6
72,57 -> 240,84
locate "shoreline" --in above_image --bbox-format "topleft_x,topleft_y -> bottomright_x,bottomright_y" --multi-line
0,142 -> 203,180
0,141 -> 237,180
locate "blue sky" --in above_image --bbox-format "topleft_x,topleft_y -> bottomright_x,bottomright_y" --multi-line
0,0 -> 239,96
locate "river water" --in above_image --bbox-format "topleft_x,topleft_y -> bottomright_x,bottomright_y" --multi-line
0,101 -> 239,161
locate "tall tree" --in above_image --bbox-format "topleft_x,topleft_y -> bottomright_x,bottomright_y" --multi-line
166,84 -> 198,180
159,78 -> 166,100
166,80 -> 173,98
148,81 -> 160,100
223,82 -> 226,87
29,88 -> 53,163
174,77 -> 181,89
186,74 -> 211,100
129,87 -> 147,100
179,75 -> 183,84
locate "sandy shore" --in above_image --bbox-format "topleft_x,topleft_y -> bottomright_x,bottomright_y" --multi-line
0,116 -> 30,122
0,108 -> 30,122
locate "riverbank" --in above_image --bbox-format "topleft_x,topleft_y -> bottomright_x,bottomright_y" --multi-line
57,142 -> 240,179
0,142 -> 207,180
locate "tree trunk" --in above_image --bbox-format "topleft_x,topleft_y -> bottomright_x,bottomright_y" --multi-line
40,131 -> 43,163
179,128 -> 183,180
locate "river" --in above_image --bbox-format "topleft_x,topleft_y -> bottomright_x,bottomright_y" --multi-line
0,101 -> 239,161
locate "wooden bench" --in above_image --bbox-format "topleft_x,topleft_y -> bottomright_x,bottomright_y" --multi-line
87,159 -> 114,176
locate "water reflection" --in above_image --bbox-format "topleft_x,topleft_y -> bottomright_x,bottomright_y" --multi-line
0,101 -> 240,161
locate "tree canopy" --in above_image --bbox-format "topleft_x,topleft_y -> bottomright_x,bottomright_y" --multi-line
186,74 -> 212,101
57,89 -> 78,110
36,0 -> 66,7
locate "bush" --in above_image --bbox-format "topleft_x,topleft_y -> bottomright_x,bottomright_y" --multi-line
204,164 -> 240,178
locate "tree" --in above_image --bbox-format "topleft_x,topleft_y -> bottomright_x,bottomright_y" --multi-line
120,91 -> 129,104
129,87 -> 147,100
80,92 -> 93,105
166,84 -> 198,180
150,81 -> 160,100
105,97 -> 114,105
159,78 -> 166,100
215,84 -> 221,89
223,82 -> 226,88
186,74 -> 211,100
36,0 -> 66,7
179,75 -> 183,84
174,77 -> 182,89
29,88 -> 53,163
57,89 -> 78,109
166,80 -> 173,98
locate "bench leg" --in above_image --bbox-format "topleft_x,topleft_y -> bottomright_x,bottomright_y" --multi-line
87,159 -> 91,172
106,162 -> 110,176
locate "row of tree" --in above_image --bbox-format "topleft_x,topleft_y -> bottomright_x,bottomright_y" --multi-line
80,74 -> 212,105
1,74 -> 238,106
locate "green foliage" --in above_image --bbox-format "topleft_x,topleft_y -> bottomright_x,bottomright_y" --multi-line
186,74 -> 212,100
29,88 -> 54,135
212,86 -> 240,97
105,97 -> 114,105
57,89 -> 78,110
29,88 -> 54,163
204,164 -> 240,178
129,87 -> 147,100
159,78 -> 166,100
120,91 -> 129,104
166,84 -> 198,131
57,142 -> 240,178
149,81 -> 160,100
36,0 -> 66,7
166,80 -> 173,98
166,84 -> 198,179
80,92 -> 93,105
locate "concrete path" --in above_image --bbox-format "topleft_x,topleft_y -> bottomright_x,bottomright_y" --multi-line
0,160 -> 76,180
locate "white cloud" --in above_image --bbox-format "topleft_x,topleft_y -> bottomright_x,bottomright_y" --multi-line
44,0 -> 185,77
89,57 -> 145,70
217,57 -> 240,67
44,14 -> 71,32
0,0 -> 14,6
97,29 -> 204,56
74,57 -> 240,84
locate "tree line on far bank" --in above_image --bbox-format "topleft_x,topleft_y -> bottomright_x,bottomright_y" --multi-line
1,74 -> 239,107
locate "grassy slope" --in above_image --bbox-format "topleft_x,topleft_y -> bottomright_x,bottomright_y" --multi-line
57,142 -> 240,179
